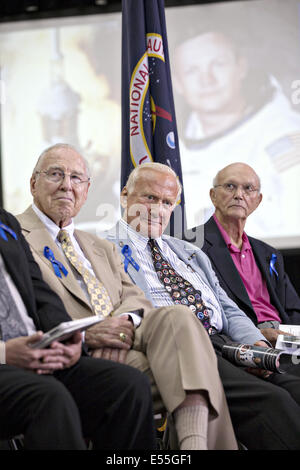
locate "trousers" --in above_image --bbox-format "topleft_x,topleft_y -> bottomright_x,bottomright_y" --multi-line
211,333 -> 300,450
126,305 -> 238,450
0,356 -> 156,450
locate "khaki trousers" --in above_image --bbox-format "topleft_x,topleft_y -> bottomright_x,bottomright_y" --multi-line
126,305 -> 238,450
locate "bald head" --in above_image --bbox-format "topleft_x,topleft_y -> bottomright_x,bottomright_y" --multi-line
210,162 -> 262,224
30,143 -> 90,228
32,143 -> 90,177
124,162 -> 182,200
213,162 -> 261,191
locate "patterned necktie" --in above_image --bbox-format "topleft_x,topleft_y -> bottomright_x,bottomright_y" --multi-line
58,230 -> 113,317
0,265 -> 28,341
148,238 -> 213,335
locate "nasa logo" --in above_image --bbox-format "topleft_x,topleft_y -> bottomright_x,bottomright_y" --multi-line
129,32 -> 174,167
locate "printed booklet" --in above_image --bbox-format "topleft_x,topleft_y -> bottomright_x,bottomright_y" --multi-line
31,315 -> 104,349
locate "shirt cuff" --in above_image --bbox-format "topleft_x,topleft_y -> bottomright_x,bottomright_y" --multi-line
119,312 -> 142,328
0,341 -> 6,364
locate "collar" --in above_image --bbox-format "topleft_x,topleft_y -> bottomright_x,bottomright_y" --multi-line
119,218 -> 163,251
213,214 -> 251,253
32,203 -> 74,242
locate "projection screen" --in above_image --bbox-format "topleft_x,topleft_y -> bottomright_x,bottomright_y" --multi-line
0,0 -> 299,249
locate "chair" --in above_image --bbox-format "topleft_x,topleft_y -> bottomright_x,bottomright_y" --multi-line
8,436 -> 24,450
0,435 -> 24,450
155,412 -> 178,450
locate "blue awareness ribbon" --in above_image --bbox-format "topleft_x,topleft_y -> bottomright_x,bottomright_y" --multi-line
44,246 -> 68,278
121,245 -> 140,273
0,222 -> 18,241
269,253 -> 278,278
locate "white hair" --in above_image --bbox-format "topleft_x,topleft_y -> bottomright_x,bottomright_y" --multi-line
125,162 -> 182,198
32,143 -> 90,177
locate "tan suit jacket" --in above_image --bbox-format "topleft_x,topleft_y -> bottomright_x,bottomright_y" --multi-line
17,206 -> 152,321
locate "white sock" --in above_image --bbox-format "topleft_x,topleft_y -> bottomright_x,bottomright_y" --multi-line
174,404 -> 209,450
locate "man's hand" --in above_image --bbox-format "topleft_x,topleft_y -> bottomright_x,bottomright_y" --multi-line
246,341 -> 273,379
49,331 -> 82,370
85,315 -> 134,350
5,331 -> 82,374
5,332 -> 66,373
91,347 -> 129,364
259,328 -> 288,347
253,340 -> 270,348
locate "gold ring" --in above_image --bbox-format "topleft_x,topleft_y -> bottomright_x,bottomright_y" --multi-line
119,332 -> 127,342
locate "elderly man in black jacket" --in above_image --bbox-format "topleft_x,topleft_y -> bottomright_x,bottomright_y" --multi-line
184,162 -> 300,347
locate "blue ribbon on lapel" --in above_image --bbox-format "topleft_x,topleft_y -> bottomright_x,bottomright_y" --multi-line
44,246 -> 68,278
269,253 -> 278,278
0,222 -> 17,241
121,245 -> 140,273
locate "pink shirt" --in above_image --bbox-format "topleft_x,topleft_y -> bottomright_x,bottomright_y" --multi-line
213,215 -> 281,324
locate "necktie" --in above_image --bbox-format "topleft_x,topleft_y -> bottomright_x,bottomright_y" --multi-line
58,230 -> 113,317
148,239 -> 213,335
0,266 -> 28,341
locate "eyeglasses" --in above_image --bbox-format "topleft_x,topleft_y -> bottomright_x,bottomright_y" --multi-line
214,183 -> 259,196
36,169 -> 90,185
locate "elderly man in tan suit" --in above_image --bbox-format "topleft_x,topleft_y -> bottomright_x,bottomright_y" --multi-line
17,143 -> 237,450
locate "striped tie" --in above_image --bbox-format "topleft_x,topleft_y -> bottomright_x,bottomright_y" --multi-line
58,230 -> 113,317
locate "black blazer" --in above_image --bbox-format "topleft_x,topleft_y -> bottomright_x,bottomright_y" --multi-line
184,216 -> 300,326
0,208 -> 72,333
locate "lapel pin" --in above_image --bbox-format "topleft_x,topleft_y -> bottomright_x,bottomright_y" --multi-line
44,246 -> 68,278
0,222 -> 17,241
121,245 -> 140,273
269,253 -> 278,278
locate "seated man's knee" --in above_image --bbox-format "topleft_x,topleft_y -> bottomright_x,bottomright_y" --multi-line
155,305 -> 206,337
110,361 -> 152,397
126,350 -> 163,413
147,304 -> 195,328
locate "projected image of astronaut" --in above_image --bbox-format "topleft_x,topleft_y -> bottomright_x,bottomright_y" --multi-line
172,30 -> 300,236
36,25 -> 122,231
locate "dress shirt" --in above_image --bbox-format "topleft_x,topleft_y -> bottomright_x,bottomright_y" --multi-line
0,254 -> 36,364
213,214 -> 281,323
119,219 -> 224,331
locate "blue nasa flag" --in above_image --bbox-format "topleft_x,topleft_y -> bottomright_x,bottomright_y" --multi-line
121,0 -> 185,232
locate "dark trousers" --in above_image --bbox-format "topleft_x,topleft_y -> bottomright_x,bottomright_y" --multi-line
211,334 -> 300,450
0,356 -> 156,450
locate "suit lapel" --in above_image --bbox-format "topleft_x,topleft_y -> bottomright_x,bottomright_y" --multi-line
162,236 -> 207,287
74,230 -> 117,298
105,222 -> 152,299
19,207 -> 90,307
249,238 -> 272,285
122,242 -> 149,292
204,217 -> 254,311
249,237 -> 284,315
0,212 -> 39,323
